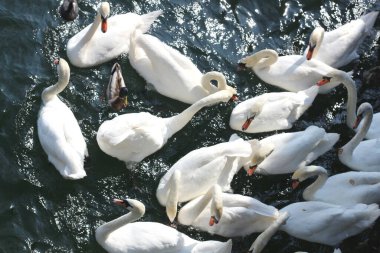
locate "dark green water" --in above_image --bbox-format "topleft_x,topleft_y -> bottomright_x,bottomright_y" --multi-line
0,0 -> 379,252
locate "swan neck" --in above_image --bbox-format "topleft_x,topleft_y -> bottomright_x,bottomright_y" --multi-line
342,76 -> 357,128
248,212 -> 289,253
165,94 -> 220,135
342,108 -> 372,154
201,73 -> 227,92
42,69 -> 70,103
78,12 -> 102,48
182,187 -> 215,224
303,170 -> 328,200
244,49 -> 278,69
96,210 -> 142,241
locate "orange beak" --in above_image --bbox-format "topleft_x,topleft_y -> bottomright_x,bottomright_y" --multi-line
306,49 -> 313,60
101,17 -> 108,33
316,79 -> 329,86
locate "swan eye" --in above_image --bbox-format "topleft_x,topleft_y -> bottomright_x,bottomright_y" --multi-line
322,76 -> 332,81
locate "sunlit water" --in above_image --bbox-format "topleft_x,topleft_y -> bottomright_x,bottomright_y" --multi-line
0,0 -> 379,252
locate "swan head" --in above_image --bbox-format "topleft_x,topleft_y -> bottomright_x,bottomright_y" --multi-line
242,106 -> 260,131
306,26 -> 324,60
353,102 -> 373,129
98,2 -> 110,33
209,185 -> 223,226
202,71 -> 238,100
316,70 -> 349,86
291,165 -> 327,189
54,58 -> 70,81
114,198 -> 146,216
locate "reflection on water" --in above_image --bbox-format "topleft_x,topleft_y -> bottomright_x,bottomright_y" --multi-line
0,0 -> 379,252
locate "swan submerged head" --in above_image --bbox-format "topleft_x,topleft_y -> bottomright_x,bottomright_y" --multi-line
98,2 -> 110,33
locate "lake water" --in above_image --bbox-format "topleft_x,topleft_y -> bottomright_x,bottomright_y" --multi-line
0,0 -> 379,252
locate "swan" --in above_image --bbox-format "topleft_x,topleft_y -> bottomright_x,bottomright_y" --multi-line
66,2 -> 162,68
238,49 -> 343,93
317,70 -> 379,139
305,11 -> 379,68
95,198 -> 233,253
59,0 -> 79,21
107,63 -> 128,111
176,185 -> 280,237
338,103 -> 380,171
248,202 -> 380,253
37,58 -> 88,180
157,134 -> 258,222
245,125 -> 339,175
97,89 -> 237,163
229,83 -> 322,133
129,32 -> 237,104
292,165 -> 380,205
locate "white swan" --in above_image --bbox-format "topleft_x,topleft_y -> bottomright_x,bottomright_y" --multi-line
59,0 -> 78,21
248,202 -> 380,253
305,11 -> 379,68
292,165 -> 380,205
97,89 -> 237,163
156,135 -> 258,222
246,126 -> 339,175
107,63 -> 128,111
317,69 -> 379,139
67,2 -> 162,68
338,103 -> 380,171
95,198 -> 233,253
37,58 -> 88,180
129,32 -> 237,104
239,49 -> 342,93
177,185 -> 280,238
229,84 -> 321,133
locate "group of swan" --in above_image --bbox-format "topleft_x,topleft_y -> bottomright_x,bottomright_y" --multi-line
37,2 -> 380,252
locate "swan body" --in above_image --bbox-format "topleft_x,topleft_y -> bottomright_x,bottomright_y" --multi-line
107,63 -> 128,111
280,201 -> 380,246
156,135 -> 256,222
338,103 -> 380,171
239,49 -> 342,93
318,70 -> 379,139
67,2 -> 162,68
37,58 -> 88,179
129,32 -> 236,104
59,0 -> 78,21
292,165 -> 380,205
97,89 -> 236,163
247,126 -> 339,175
177,185 -> 280,238
96,199 -> 233,253
229,85 -> 320,133
249,202 -> 380,252
305,11 -> 379,68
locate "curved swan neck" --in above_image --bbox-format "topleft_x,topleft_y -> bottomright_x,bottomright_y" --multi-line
342,104 -> 373,154
180,185 -> 218,225
241,49 -> 278,69
341,75 -> 358,128
42,61 -> 70,103
201,71 -> 227,92
165,91 -> 230,135
248,212 -> 289,253
77,11 -> 102,50
302,166 -> 328,200
96,202 -> 145,241
166,170 -> 180,222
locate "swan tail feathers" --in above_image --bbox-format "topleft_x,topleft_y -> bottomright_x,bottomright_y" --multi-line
248,212 -> 289,253
138,10 -> 163,34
